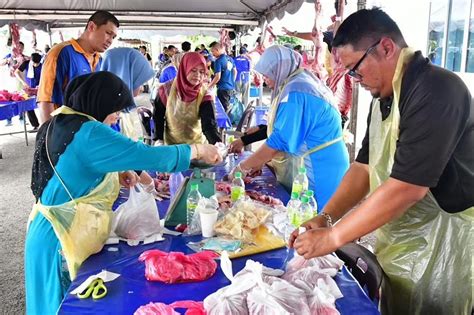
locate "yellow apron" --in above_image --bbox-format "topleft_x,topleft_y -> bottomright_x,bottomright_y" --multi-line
369,48 -> 474,314
164,81 -> 207,145
267,68 -> 342,191
28,106 -> 120,280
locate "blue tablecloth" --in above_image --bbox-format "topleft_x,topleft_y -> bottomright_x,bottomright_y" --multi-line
0,97 -> 37,121
59,155 -> 379,315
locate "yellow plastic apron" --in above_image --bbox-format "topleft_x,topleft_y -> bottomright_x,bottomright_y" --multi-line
369,48 -> 473,314
267,68 -> 342,191
28,106 -> 120,280
164,81 -> 207,145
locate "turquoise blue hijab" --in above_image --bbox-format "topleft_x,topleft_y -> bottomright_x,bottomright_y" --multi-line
100,47 -> 154,109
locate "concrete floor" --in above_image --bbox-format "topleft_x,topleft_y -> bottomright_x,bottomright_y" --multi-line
0,118 -> 36,314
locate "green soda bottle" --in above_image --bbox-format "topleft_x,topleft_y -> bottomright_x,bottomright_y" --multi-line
291,167 -> 309,196
299,195 -> 313,222
305,190 -> 318,216
231,172 -> 245,202
287,192 -> 302,227
186,184 -> 201,226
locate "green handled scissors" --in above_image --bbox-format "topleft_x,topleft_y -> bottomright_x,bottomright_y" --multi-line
77,278 -> 107,300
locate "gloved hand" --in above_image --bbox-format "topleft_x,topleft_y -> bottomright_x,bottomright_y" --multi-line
192,144 -> 222,165
214,142 -> 228,160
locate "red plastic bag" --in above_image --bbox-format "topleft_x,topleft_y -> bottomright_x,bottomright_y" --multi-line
134,301 -> 206,315
139,250 -> 219,283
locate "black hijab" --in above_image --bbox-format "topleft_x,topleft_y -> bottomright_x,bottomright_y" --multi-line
31,71 -> 134,201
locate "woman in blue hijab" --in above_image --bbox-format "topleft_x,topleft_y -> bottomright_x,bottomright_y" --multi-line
101,47 -> 155,105
100,48 -> 158,194
232,45 -> 349,209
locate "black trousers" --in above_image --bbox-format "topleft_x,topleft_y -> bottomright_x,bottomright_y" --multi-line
217,89 -> 233,113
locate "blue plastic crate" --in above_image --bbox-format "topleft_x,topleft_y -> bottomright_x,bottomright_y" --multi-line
255,106 -> 269,125
250,86 -> 260,97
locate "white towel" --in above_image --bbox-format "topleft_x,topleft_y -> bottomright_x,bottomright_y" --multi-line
26,61 -> 35,79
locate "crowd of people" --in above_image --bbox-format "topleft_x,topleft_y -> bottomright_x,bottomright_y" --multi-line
6,6 -> 471,315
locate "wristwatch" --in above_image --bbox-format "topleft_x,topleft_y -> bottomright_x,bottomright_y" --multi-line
319,212 -> 333,227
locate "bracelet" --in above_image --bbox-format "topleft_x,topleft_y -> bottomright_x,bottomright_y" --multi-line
194,144 -> 200,160
319,212 -> 333,227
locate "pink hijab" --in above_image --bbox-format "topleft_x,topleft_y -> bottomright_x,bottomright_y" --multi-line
159,52 -> 212,105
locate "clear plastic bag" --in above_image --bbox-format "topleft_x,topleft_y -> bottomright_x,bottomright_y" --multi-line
283,255 -> 343,315
213,199 -> 271,242
112,185 -> 161,241
138,250 -> 219,283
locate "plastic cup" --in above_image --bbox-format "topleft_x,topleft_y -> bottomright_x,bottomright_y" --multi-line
200,209 -> 219,238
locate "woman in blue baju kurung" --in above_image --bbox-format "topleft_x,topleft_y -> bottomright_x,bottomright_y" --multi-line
25,72 -> 221,315
233,45 -> 349,209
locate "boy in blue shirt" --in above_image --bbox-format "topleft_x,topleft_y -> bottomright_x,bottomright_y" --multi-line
14,53 -> 42,130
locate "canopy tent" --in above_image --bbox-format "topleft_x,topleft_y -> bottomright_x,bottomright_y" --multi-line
0,0 -> 311,32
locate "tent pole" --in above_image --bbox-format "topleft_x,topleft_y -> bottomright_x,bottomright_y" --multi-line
47,23 -> 52,47
347,0 -> 367,162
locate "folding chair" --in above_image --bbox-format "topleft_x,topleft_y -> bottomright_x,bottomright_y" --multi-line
235,101 -> 255,133
136,107 -> 153,145
335,242 -> 386,301
225,101 -> 256,151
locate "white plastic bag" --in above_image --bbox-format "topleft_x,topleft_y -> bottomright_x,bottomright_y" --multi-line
246,275 -> 311,315
112,184 -> 161,241
283,255 -> 343,315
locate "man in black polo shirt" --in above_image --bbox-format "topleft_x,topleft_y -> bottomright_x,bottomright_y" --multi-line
289,8 -> 473,314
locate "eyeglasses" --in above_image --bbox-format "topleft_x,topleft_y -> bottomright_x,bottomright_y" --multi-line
347,39 -> 381,80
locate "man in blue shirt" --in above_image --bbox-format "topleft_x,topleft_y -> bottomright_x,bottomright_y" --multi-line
209,42 -> 237,112
14,53 -> 42,130
234,47 -> 251,106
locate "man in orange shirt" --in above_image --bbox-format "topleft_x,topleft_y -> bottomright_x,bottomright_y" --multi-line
37,10 -> 119,124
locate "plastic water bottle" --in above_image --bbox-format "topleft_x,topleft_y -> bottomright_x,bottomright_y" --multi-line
305,190 -> 318,216
299,195 -> 314,223
187,184 -> 201,226
291,167 -> 309,196
287,192 -> 302,227
231,171 -> 245,202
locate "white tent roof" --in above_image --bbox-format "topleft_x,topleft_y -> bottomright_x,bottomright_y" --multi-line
0,0 -> 311,32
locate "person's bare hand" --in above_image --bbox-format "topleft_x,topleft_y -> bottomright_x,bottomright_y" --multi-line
119,171 -> 140,188
282,27 -> 294,36
228,139 -> 244,153
293,227 -> 341,259
288,215 -> 330,248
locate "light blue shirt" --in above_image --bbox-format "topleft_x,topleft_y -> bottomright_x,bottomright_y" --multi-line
266,91 -> 349,208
